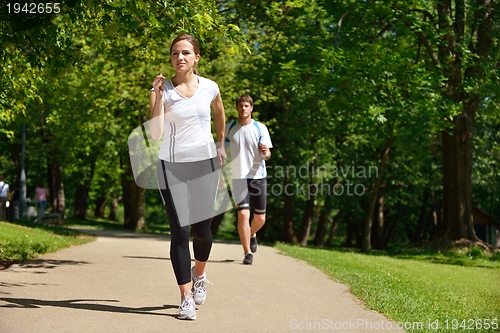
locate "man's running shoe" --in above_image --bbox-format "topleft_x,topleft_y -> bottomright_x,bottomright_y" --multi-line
243,253 -> 253,265
250,235 -> 258,253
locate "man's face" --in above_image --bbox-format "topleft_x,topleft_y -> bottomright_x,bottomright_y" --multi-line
237,101 -> 253,119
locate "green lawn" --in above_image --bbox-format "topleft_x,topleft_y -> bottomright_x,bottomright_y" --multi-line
276,243 -> 500,333
0,220 -> 94,267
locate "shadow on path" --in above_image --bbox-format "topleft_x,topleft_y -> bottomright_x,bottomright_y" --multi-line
17,259 -> 90,269
0,297 -> 178,318
123,255 -> 235,264
1,259 -> 90,273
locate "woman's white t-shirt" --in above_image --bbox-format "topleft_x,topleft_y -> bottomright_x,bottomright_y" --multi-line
158,76 -> 219,162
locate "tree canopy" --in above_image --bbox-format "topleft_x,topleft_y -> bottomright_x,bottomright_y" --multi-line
1,0 -> 498,250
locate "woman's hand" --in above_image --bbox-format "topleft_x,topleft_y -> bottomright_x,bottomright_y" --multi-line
217,146 -> 226,166
152,74 -> 165,97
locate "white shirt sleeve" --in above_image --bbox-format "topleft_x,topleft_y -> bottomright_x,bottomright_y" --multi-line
260,124 -> 273,148
199,76 -> 219,101
211,81 -> 219,101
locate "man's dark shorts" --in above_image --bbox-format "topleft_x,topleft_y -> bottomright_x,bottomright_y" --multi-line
232,178 -> 267,215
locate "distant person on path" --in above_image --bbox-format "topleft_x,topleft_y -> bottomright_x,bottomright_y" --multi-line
225,94 -> 272,265
34,182 -> 49,222
149,33 -> 226,320
0,176 -> 9,221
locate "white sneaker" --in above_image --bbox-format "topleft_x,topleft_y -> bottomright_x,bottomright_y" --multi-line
177,293 -> 196,320
191,266 -> 212,305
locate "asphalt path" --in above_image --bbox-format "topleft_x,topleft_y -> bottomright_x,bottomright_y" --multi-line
0,229 -> 406,333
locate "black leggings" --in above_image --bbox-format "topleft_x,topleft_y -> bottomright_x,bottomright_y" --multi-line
157,158 -> 219,285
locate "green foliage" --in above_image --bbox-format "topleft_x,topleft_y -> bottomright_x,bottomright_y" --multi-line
473,96 -> 500,218
239,0 -> 499,247
1,0 -> 246,219
0,0 -> 498,247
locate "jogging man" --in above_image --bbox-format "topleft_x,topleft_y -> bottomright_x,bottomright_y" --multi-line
225,94 -> 272,264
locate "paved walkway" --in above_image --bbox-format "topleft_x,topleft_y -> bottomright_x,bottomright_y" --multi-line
0,230 -> 405,333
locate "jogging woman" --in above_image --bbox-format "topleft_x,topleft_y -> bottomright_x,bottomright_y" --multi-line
150,34 -> 226,320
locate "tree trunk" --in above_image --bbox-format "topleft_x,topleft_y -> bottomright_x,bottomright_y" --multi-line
362,137 -> 392,252
314,178 -> 339,247
422,203 -> 435,242
73,185 -> 90,220
108,194 -> 121,221
325,209 -> 341,247
412,189 -> 430,243
431,0 -> 494,244
345,213 -> 361,248
121,156 -> 145,230
344,218 -> 355,247
283,180 -> 298,244
383,212 -> 399,248
47,162 -> 66,219
429,193 -> 439,239
354,219 -> 362,248
434,198 -> 443,238
372,188 -> 385,250
489,164 -> 495,218
441,112 -> 478,241
298,194 -> 315,246
298,150 -> 318,246
94,196 -> 108,218
313,212 -> 328,247
72,153 -> 97,221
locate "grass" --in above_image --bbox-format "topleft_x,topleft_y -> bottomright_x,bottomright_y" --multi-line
385,246 -> 500,268
0,220 -> 94,267
276,243 -> 500,333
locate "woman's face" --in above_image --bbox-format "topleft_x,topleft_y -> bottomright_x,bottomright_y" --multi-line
170,40 -> 200,73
